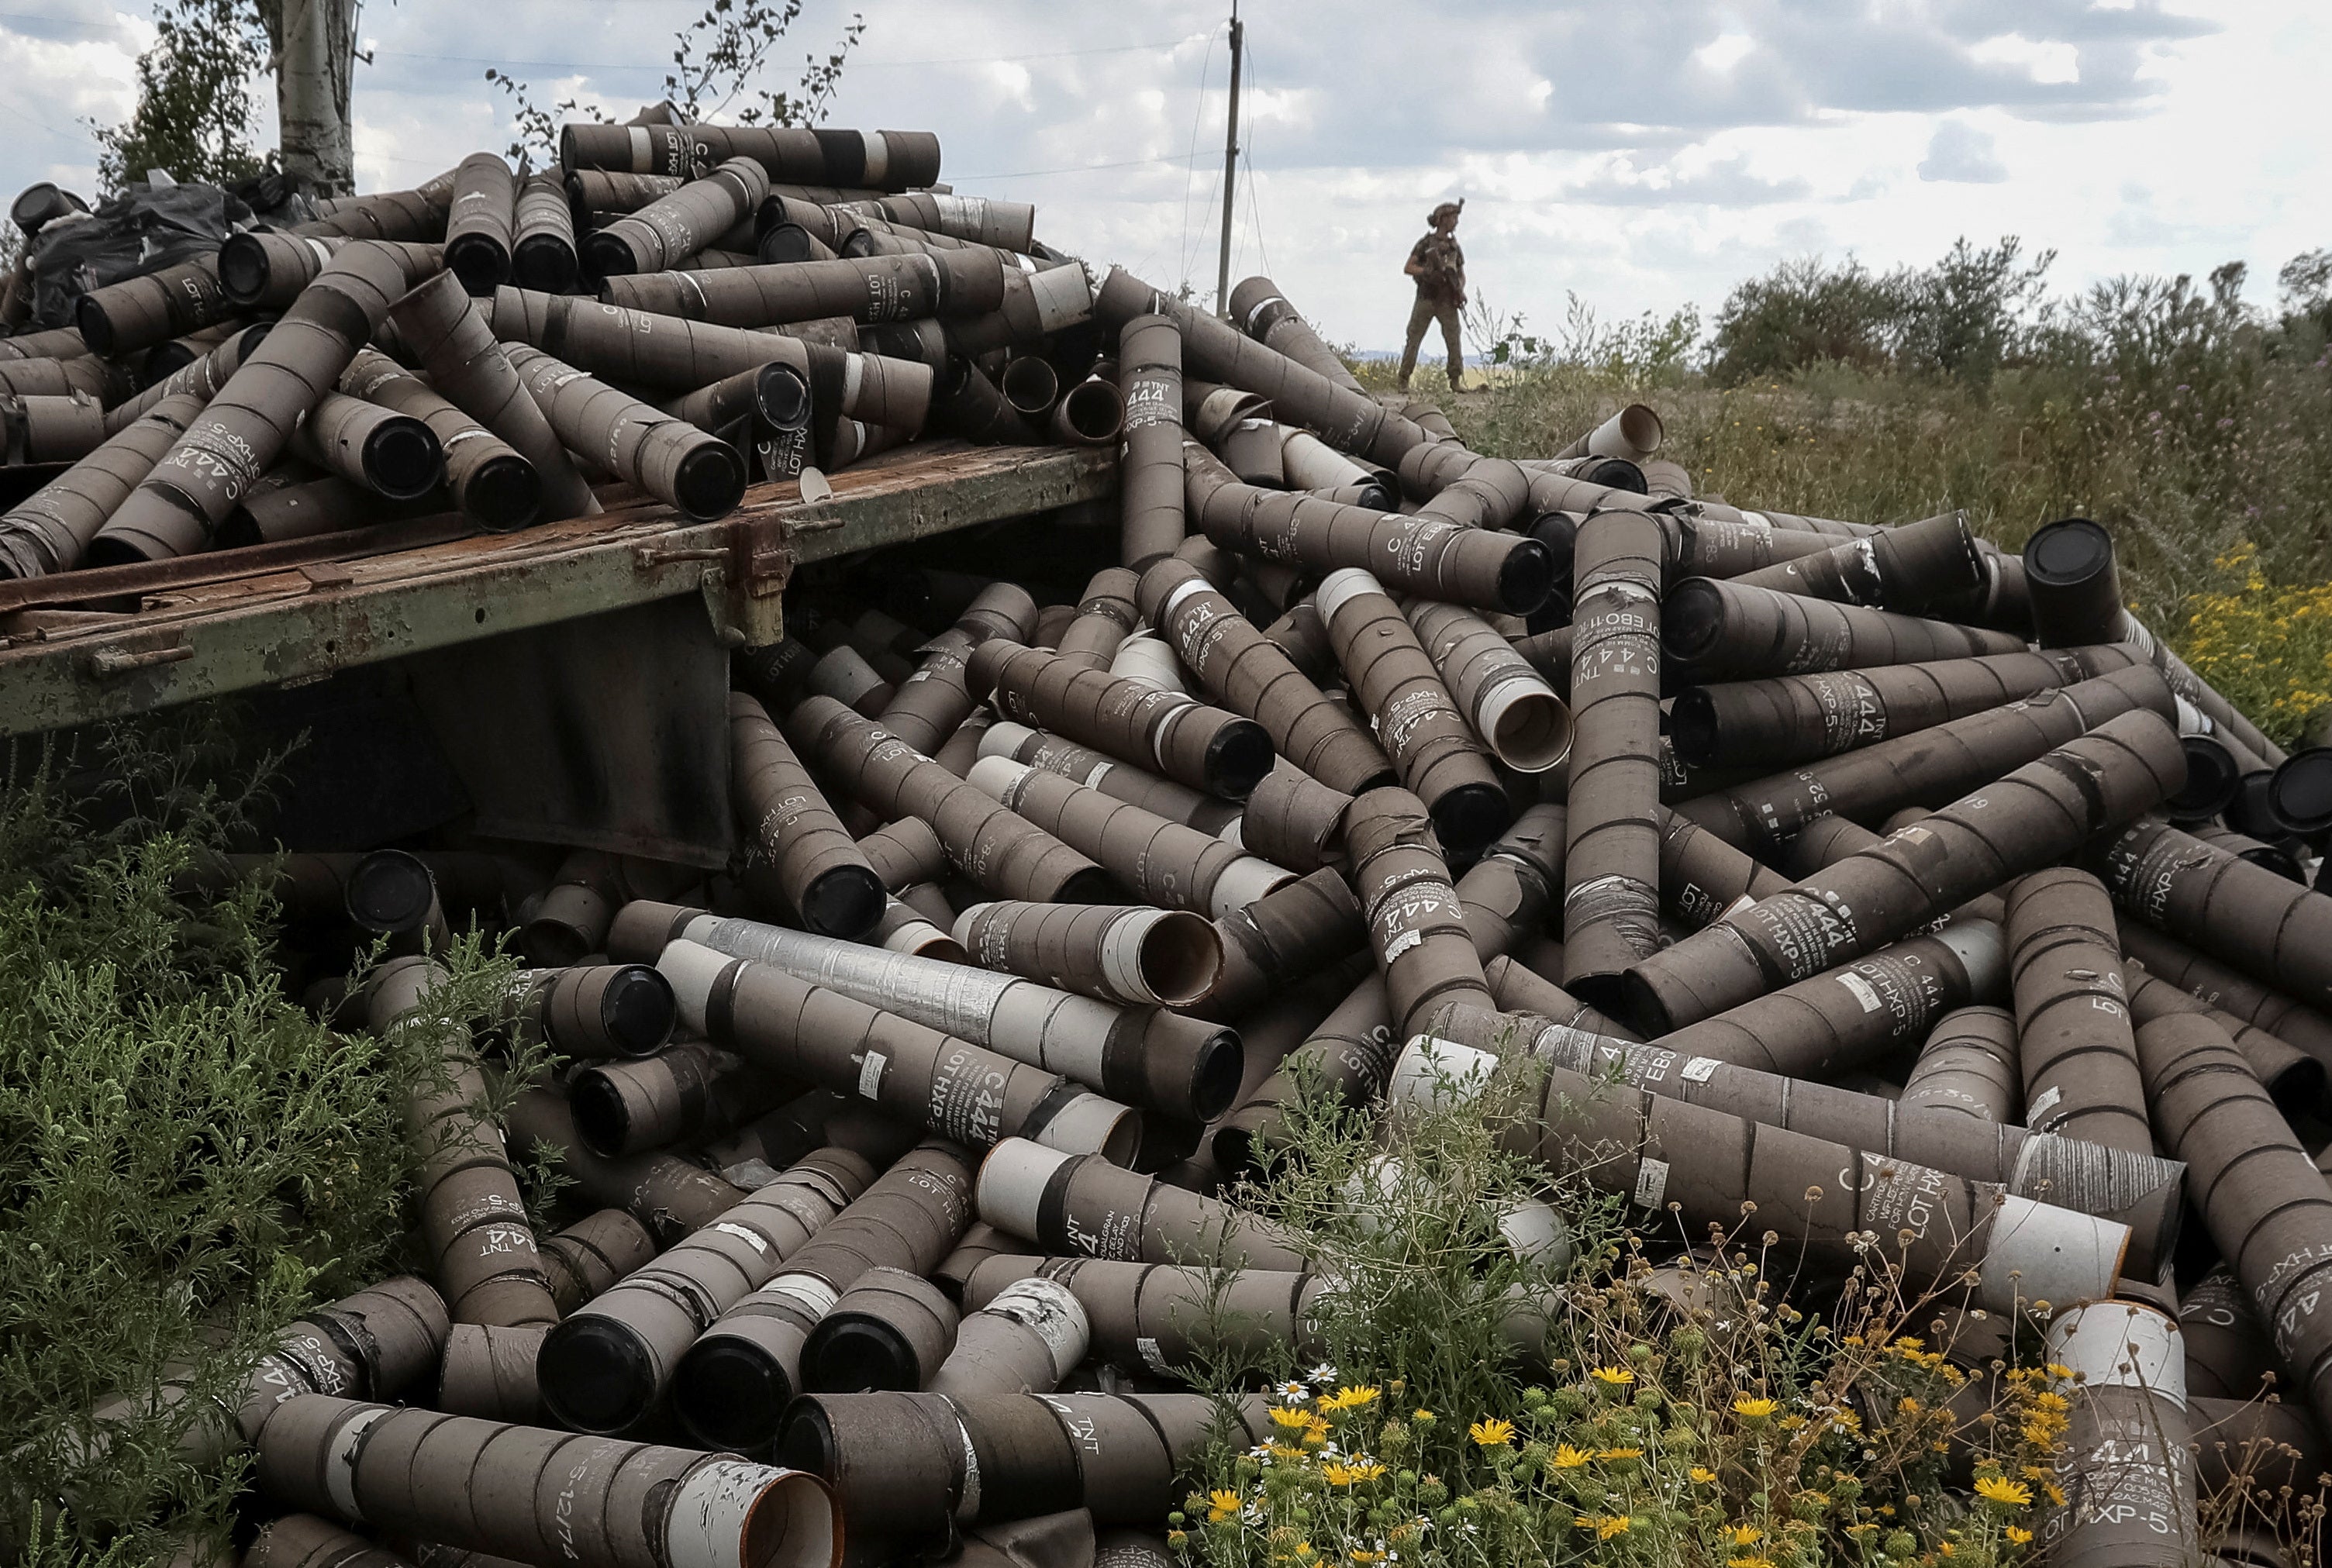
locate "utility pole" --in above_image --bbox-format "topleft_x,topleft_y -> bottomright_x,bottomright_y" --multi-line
1213,1 -> 1242,317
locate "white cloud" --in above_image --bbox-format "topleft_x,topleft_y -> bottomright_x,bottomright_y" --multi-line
0,0 -> 2320,357
1918,121 -> 2009,183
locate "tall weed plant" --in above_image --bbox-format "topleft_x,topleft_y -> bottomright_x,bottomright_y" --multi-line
0,713 -> 509,1565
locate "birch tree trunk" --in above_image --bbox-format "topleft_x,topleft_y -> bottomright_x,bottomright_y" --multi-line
273,0 -> 357,195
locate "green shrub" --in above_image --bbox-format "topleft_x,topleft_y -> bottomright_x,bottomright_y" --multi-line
0,715 -> 506,1564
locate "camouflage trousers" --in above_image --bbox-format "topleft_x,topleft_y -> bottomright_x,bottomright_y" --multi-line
1399,296 -> 1463,388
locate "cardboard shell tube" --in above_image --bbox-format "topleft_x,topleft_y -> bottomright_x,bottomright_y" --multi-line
1725,509 -> 1987,615
1140,557 -> 1393,795
960,1255 -> 1325,1376
1563,507 -> 1666,1005
602,249 -> 1003,329
512,171 -> 578,293
2124,967 -> 2329,1121
1388,1035 -> 2127,1311
975,1138 -> 1306,1270
2137,1007 -> 2332,1432
89,242 -> 415,564
731,691 -> 885,939
288,391 -> 443,501
242,1513 -> 417,1568
1210,974 -> 1392,1177
540,1208 -> 659,1315
651,906 -> 1240,1125
1095,266 -> 1425,470
586,156 -> 771,276
0,391 -> 109,465
1671,663 -> 2178,850
1664,575 -> 2027,681
872,896 -> 966,961
0,389 -> 205,577
1107,315 -> 1184,568
436,1322 -> 546,1423
1482,956 -> 1640,1042
661,940 -> 1141,1160
567,1039 -> 797,1160
800,1266 -> 961,1392
871,581 -> 1040,757
2003,869 -> 2151,1153
253,1394 -> 839,1568
2036,1301 -> 2196,1568
506,1088 -> 750,1244
856,816 -> 951,892
668,1139 -> 976,1451
1405,598 -> 1572,774
516,849 -> 620,967
2025,517 -> 2126,649
2089,817 -> 2332,1016
954,901 -> 1223,1009
1208,867 -> 1368,1020
535,1146 -> 871,1435
1899,1006 -> 2023,1123
1050,376 -> 1123,445
2176,1266 -> 2281,1401
1183,443 -> 1551,614
1553,403 -> 1664,463
1638,923 -> 2008,1084
502,344 -> 745,521
1319,568 -> 1510,852
1455,802 -> 1566,960
364,957 -> 559,1329
1343,786 -> 1495,1043
343,348 -> 538,530
2116,918 -> 2332,1070
74,254 -> 232,356
965,755 -> 1288,918
923,1276 -> 1088,1399
1054,567 -> 1143,671
386,272 -> 599,522
967,637 -> 1275,801
978,721 -> 1243,836
785,694 -> 1119,905
1229,275 -> 1368,395
1237,762 -> 1355,873
1668,644 -> 2147,774
443,152 -> 517,295
1654,805 -> 1789,931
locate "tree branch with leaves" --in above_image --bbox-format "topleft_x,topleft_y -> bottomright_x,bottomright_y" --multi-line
486,0 -> 867,167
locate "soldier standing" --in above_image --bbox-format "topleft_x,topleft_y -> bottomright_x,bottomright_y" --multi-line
1398,199 -> 1468,391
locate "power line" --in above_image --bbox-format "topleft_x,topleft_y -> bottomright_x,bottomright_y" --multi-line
371,36 -> 1192,73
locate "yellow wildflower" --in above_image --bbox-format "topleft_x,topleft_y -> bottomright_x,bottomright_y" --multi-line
1728,1559 -> 1776,1568
2030,1391 -> 2069,1412
1207,1488 -> 1241,1522
1321,1384 -> 1381,1411
2006,1526 -> 2034,1546
2043,1482 -> 2066,1507
1975,1477 -> 2033,1509
1729,1525 -> 1763,1546
1589,1365 -> 1636,1387
1551,1443 -> 1592,1469
1690,1466 -> 1718,1484
2044,1363 -> 2073,1380
1597,1446 -> 1644,1462
1732,1396 -> 1777,1422
1270,1407 -> 1313,1429
1323,1460 -> 1387,1487
1470,1418 -> 1516,1448
1574,1515 -> 1630,1540
1349,1552 -> 1382,1565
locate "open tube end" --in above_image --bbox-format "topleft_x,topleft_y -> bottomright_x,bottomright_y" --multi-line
669,1459 -> 840,1568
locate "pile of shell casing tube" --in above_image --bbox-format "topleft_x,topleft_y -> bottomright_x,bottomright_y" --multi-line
23,115 -> 2332,1568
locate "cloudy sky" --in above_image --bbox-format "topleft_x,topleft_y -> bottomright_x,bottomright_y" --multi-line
3,1 -> 2323,352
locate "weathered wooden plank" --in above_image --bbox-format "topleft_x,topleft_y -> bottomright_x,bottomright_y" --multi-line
0,444 -> 1114,738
